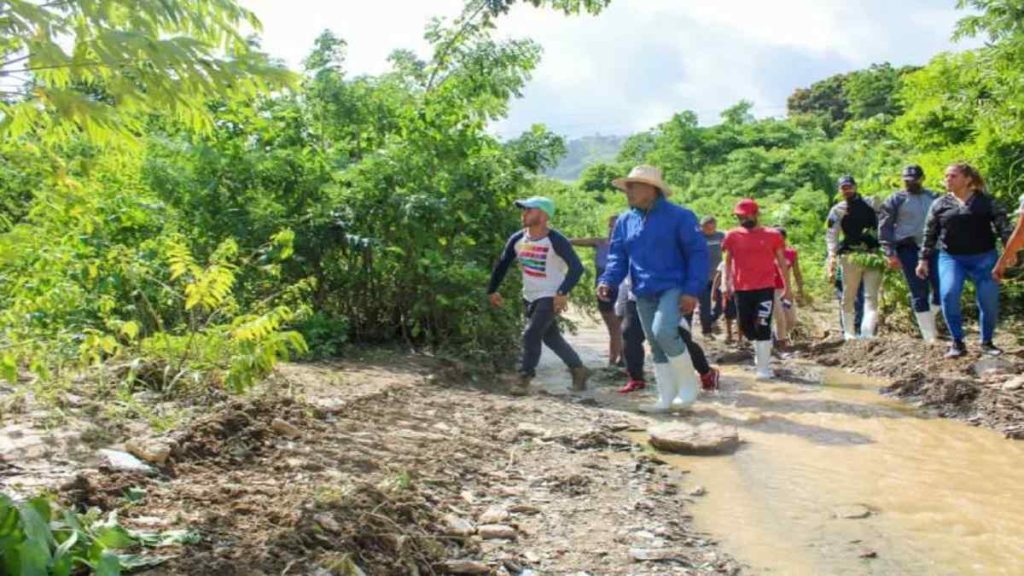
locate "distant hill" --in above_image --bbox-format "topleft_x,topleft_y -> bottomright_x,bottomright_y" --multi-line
545,134 -> 625,181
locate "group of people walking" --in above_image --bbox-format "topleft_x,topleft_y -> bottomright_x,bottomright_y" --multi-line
487,161 -> 1024,406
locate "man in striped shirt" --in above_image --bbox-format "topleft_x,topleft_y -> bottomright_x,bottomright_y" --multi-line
488,197 -> 590,395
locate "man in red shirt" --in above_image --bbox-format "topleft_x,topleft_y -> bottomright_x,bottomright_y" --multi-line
722,199 -> 791,379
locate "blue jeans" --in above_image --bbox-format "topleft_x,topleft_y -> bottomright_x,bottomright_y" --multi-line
896,244 -> 940,312
636,289 -> 686,364
938,250 -> 1000,343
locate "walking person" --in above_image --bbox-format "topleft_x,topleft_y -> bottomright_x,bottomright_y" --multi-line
571,215 -> 623,367
992,193 -> 1024,281
723,199 -> 790,379
711,262 -> 739,344
772,228 -> 805,346
826,175 -> 883,340
487,196 -> 590,395
699,216 -> 726,338
615,277 -> 721,394
597,165 -> 709,413
917,163 -> 1011,358
879,165 -> 941,342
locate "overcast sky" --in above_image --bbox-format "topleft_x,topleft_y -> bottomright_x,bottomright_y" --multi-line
240,1 -> 978,139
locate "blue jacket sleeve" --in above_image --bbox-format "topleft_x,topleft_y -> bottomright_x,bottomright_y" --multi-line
598,214 -> 629,288
549,231 -> 584,294
487,231 -> 522,294
678,210 -> 709,297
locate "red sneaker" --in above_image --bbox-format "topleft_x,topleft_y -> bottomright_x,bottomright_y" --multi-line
618,379 -> 647,394
700,368 -> 720,392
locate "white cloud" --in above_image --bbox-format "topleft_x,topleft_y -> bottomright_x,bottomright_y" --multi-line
240,0 -> 977,139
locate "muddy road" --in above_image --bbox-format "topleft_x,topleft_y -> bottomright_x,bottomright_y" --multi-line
3,316 -> 1024,575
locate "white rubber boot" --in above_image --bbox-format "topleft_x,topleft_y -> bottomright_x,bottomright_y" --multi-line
669,352 -> 699,409
754,340 -> 774,380
841,310 -> 857,341
916,310 -> 937,343
641,363 -> 677,413
860,308 -> 878,339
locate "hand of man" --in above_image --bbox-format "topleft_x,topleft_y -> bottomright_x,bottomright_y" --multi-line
915,261 -> 929,280
488,292 -> 504,308
597,283 -> 612,302
826,256 -> 836,282
553,294 -> 568,314
679,294 -> 698,315
887,255 -> 901,270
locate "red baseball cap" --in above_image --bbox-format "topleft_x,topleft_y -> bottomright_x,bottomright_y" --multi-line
734,198 -> 759,217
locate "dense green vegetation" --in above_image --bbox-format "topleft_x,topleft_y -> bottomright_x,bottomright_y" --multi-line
550,1 -> 1024,331
2,0 -> 1024,403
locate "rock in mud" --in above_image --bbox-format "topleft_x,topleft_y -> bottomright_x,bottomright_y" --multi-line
833,504 -> 872,519
1002,376 -> 1024,392
478,524 -> 517,540
648,423 -> 739,455
444,514 -> 475,537
442,561 -> 489,573
973,357 -> 1014,377
688,486 -> 707,497
97,449 -> 156,475
271,418 -> 302,438
314,513 -> 341,534
478,506 -> 510,524
629,547 -> 689,562
125,438 -> 171,465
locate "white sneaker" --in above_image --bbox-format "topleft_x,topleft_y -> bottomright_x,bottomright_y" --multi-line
641,363 -> 677,413
754,340 -> 774,380
668,351 -> 699,409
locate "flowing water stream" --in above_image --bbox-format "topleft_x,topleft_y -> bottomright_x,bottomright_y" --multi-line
537,321 -> 1024,575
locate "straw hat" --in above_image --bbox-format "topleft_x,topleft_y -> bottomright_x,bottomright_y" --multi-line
612,165 -> 672,197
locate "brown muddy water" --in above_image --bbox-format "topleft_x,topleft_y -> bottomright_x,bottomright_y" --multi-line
540,319 -> 1024,575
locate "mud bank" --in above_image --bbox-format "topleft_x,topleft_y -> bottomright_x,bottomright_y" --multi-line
2,358 -> 739,575
799,336 -> 1024,439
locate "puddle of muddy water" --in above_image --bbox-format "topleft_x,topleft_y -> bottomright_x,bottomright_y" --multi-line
533,318 -> 1024,576
621,366 -> 1024,575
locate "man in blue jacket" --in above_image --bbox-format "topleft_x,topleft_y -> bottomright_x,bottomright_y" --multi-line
598,165 -> 709,412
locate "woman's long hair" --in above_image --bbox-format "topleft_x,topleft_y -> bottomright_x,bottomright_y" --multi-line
948,162 -> 986,193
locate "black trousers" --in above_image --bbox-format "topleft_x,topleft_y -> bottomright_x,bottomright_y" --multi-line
520,298 -> 582,378
622,301 -> 711,381
736,288 -> 775,342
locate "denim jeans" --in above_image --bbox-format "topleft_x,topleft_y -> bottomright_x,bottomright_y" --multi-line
896,244 -> 940,312
635,289 -> 686,364
937,250 -> 1000,343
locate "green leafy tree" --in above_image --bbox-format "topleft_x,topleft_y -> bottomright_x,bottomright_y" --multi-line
0,0 -> 291,140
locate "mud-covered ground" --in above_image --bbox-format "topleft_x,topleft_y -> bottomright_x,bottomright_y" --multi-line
794,309 -> 1024,439
2,356 -> 740,575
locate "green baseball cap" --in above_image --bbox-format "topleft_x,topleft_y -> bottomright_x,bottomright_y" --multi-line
514,196 -> 555,218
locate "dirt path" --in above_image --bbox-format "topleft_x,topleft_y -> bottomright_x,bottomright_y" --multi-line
2,343 -> 740,574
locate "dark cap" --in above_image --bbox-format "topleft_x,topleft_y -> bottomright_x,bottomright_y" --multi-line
837,175 -> 856,187
902,164 -> 924,180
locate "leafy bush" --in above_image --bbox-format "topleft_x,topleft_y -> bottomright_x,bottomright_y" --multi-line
0,492 -> 153,576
